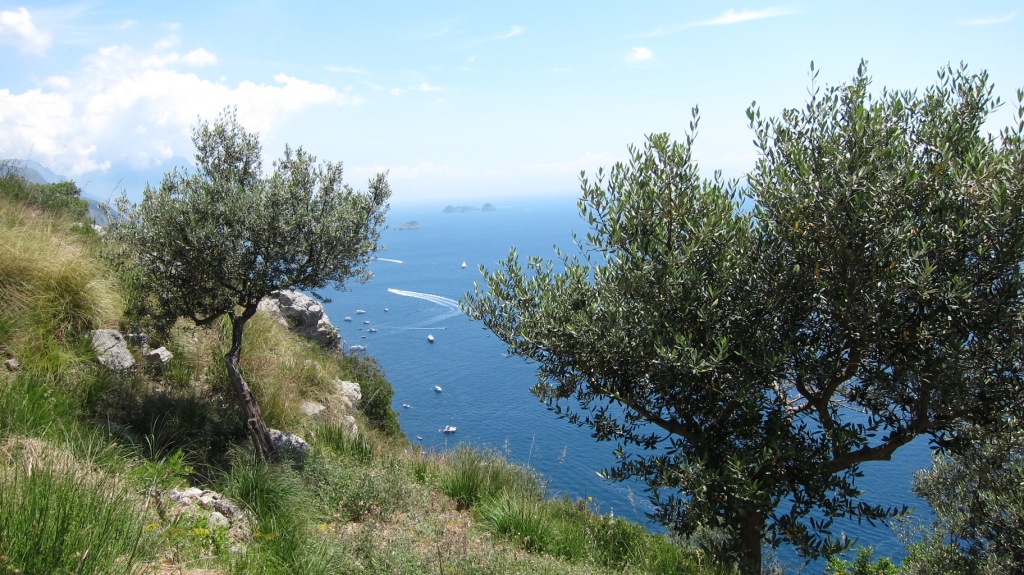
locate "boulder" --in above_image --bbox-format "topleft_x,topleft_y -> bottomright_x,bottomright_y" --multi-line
268,428 -> 310,457
144,346 -> 173,370
90,329 -> 135,370
258,290 -> 340,349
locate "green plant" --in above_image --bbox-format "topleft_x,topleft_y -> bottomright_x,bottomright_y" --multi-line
476,492 -> 557,552
465,62 -> 1024,574
826,547 -> 899,575
439,447 -> 543,511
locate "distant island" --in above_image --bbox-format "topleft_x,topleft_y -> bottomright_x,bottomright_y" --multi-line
443,203 -> 497,213
394,221 -> 420,230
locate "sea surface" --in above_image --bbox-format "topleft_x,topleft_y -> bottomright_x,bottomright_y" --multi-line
322,197 -> 934,570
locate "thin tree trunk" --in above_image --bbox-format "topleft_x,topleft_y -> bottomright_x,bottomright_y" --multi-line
736,508 -> 764,575
225,306 -> 276,460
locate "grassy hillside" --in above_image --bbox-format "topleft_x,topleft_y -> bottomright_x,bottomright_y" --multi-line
0,170 -> 731,575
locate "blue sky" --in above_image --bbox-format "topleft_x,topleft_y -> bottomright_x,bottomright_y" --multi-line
1,1 -> 1022,205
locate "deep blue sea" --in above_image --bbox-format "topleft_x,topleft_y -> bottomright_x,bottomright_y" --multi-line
321,197 -> 934,571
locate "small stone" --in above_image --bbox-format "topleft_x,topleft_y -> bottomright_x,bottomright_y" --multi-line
300,401 -> 327,418
207,511 -> 230,529
5,358 -> 20,371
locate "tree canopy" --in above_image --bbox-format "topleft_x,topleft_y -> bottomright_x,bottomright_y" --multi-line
109,108 -> 390,458
464,63 -> 1024,574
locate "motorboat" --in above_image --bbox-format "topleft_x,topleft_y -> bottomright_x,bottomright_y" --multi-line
343,317 -> 352,322
401,403 -> 412,409
368,328 -> 378,333
363,320 -> 371,324
440,425 -> 457,434
349,345 -> 367,352
461,261 -> 467,269
356,309 -> 366,314
434,385 -> 443,392
427,334 -> 435,343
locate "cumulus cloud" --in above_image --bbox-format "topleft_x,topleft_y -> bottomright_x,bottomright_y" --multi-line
0,38 -> 361,178
626,46 -> 653,62
0,7 -> 51,54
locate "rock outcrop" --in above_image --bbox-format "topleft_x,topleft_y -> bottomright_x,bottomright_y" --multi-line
258,290 -> 340,349
90,329 -> 135,370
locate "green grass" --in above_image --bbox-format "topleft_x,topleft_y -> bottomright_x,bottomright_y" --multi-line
0,440 -> 152,575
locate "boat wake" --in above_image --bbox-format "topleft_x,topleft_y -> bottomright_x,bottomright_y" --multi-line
387,288 -> 463,322
376,258 -> 404,264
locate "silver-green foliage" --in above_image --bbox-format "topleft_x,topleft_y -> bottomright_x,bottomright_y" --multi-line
109,108 -> 390,327
464,62 -> 1024,574
905,424 -> 1024,574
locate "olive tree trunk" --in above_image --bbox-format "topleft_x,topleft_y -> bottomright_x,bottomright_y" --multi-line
225,305 -> 276,459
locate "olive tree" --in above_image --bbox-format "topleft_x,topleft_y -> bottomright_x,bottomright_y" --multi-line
464,64 -> 1024,574
109,108 -> 390,459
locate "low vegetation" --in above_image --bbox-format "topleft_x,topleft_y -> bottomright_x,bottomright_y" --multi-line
0,168 -> 726,574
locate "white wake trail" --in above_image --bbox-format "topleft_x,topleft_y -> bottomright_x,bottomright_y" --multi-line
387,288 -> 460,311
375,258 -> 404,264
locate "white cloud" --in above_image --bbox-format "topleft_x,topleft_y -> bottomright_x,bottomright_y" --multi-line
0,39 -> 361,178
390,87 -> 405,96
626,46 -> 653,62
0,7 -> 51,54
419,82 -> 443,92
182,48 -> 217,67
703,7 -> 796,26
644,7 -> 797,36
962,12 -> 1016,26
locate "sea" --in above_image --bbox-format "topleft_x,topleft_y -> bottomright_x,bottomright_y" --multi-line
321,197 -> 935,571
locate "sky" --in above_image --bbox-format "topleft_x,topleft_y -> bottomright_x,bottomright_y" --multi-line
1,1 -> 1022,205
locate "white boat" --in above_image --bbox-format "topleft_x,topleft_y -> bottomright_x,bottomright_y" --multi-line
368,328 -> 378,333
348,345 -> 367,352
363,320 -> 371,324
343,317 -> 352,322
401,403 -> 412,409
427,334 -> 435,343
461,261 -> 467,269
356,309 -> 366,314
440,425 -> 457,434
384,307 -> 389,312
434,385 -> 443,392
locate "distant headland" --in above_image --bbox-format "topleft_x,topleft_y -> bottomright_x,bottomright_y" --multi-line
442,203 -> 496,214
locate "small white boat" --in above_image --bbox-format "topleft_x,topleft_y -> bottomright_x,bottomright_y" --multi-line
401,403 -> 412,409
349,345 -> 367,352
461,261 -> 467,269
440,425 -> 457,434
427,334 -> 435,343
363,320 -> 371,325
368,328 -> 378,333
415,435 -> 423,440
434,385 -> 443,392
356,309 -> 366,314
343,317 -> 352,322
384,307 -> 389,312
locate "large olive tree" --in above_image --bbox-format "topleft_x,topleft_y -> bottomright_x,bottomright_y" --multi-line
109,108 -> 390,459
464,64 -> 1024,574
